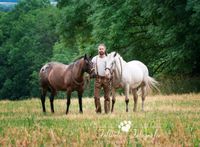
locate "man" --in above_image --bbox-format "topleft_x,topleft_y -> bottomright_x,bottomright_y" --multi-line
92,44 -> 110,113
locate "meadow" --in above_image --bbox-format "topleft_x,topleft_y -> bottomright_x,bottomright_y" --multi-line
0,93 -> 200,146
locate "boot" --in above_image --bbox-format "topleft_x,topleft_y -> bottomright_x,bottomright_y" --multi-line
95,98 -> 101,113
104,100 -> 110,114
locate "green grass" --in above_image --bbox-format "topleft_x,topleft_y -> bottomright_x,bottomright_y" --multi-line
0,94 -> 200,146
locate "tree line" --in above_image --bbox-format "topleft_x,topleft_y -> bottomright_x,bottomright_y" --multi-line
0,0 -> 199,99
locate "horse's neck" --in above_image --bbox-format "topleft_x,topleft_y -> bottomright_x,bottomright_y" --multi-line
72,60 -> 84,80
115,57 -> 126,80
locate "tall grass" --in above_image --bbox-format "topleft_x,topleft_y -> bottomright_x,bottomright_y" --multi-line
158,76 -> 200,94
0,94 -> 200,146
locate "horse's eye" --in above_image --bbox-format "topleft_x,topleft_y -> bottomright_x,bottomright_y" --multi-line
85,60 -> 89,64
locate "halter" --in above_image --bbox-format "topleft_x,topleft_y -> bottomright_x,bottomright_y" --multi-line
89,67 -> 95,74
105,57 -> 123,91
105,57 -> 123,81
71,60 -> 95,86
105,66 -> 114,91
105,67 -> 114,75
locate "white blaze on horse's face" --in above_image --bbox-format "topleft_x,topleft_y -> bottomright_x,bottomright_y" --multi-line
105,52 -> 117,79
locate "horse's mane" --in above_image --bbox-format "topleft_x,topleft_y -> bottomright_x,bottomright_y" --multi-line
108,51 -> 121,58
67,56 -> 84,70
44,56 -> 85,70
109,51 -> 117,56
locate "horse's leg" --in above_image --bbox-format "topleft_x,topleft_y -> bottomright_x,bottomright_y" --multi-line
78,91 -> 83,113
141,86 -> 147,111
125,84 -> 130,112
111,88 -> 116,113
103,79 -> 111,114
66,91 -> 71,114
132,88 -> 138,112
50,90 -> 56,113
41,88 -> 47,113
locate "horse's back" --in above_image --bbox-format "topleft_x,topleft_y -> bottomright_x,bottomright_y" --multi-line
48,62 -> 70,89
124,62 -> 143,81
40,62 -> 69,90
123,60 -> 149,88
40,62 -> 67,77
129,60 -> 149,76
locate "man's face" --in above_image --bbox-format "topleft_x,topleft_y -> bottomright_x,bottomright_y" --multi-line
98,45 -> 106,56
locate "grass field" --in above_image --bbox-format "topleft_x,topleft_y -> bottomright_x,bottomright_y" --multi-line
0,94 -> 200,146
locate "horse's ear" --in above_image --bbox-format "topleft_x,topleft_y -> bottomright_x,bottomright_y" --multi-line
114,52 -> 117,57
84,54 -> 87,60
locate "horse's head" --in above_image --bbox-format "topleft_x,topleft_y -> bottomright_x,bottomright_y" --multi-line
105,52 -> 118,79
83,54 -> 96,78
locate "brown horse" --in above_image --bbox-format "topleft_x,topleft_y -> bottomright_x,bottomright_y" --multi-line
39,54 -> 95,114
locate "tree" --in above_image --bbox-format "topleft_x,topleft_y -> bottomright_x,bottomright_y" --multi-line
0,0 -> 59,99
141,0 -> 200,76
56,0 -> 94,60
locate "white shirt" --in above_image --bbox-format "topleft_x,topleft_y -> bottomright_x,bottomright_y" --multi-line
92,55 -> 107,77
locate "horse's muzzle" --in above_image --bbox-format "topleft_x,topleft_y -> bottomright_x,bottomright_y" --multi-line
90,72 -> 97,79
105,72 -> 112,79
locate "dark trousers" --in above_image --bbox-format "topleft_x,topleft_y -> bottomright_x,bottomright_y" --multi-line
94,77 -> 110,113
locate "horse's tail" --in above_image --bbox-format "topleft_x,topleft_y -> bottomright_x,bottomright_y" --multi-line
145,76 -> 160,94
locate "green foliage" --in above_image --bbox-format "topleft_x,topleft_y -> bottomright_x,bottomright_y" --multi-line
0,0 -> 59,99
56,0 -> 94,59
141,0 -> 200,75
158,76 -> 200,94
56,0 -> 200,77
0,0 -> 200,99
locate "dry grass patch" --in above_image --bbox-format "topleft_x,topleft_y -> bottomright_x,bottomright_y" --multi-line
0,93 -> 200,146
